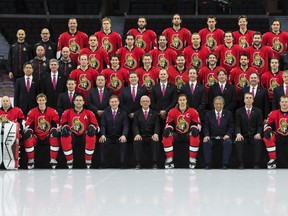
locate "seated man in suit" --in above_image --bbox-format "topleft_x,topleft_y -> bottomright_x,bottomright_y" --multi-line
23,93 -> 60,169
99,95 -> 129,168
57,78 -> 78,117
235,92 -> 263,169
133,96 -> 160,169
60,94 -> 99,169
203,96 -> 234,169
162,94 -> 201,169
264,95 -> 288,169
87,74 -> 114,120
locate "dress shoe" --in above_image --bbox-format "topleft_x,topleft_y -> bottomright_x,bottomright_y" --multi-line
135,163 -> 141,169
254,164 -> 259,169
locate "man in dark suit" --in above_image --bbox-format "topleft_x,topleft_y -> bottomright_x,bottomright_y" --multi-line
14,62 -> 39,116
272,70 -> 288,110
57,78 -> 78,117
240,71 -> 270,119
87,74 -> 114,120
235,92 -> 263,169
208,68 -> 236,112
41,59 -> 66,109
99,95 -> 129,168
133,96 -> 160,169
203,96 -> 234,169
181,67 -> 206,119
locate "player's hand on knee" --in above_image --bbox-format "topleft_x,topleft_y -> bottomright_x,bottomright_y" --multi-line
87,125 -> 97,137
190,126 -> 199,137
50,127 -> 60,138
23,128 -> 33,140
264,128 -> 272,140
61,125 -> 71,137
163,127 -> 173,137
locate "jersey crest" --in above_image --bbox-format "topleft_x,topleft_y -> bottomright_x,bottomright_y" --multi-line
89,54 -> 99,70
224,50 -> 236,66
269,78 -> 279,93
272,38 -> 283,53
175,75 -> 185,90
142,74 -> 155,90
239,36 -> 249,49
252,52 -> 264,68
78,74 -> 91,91
71,116 -> 84,133
191,54 -> 202,69
37,116 -> 50,132
176,115 -> 189,133
237,74 -> 249,89
124,54 -> 137,69
109,74 -> 122,90
0,115 -> 9,123
278,118 -> 288,135
102,37 -> 112,53
206,34 -> 217,50
157,54 -> 169,69
135,36 -> 146,49
69,38 -> 80,54
171,34 -> 183,50
206,73 -> 217,88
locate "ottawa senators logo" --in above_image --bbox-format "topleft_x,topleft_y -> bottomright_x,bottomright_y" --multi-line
109,74 -> 121,90
206,73 -> 217,88
252,52 -> 264,68
0,115 -> 9,123
135,36 -> 146,49
157,54 -> 169,69
89,54 -> 99,70
272,38 -> 283,53
206,35 -> 217,50
269,78 -> 279,93
78,74 -> 91,91
239,37 -> 249,49
278,118 -> 288,135
37,116 -> 50,132
71,116 -> 84,133
237,74 -> 249,89
175,76 -> 185,91
69,38 -> 80,54
171,34 -> 183,50
176,115 -> 189,133
142,74 -> 155,90
102,37 -> 112,53
191,54 -> 202,69
124,54 -> 137,69
224,50 -> 236,66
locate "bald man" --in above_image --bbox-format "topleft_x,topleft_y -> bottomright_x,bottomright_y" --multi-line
8,29 -> 34,83
30,45 -> 50,80
132,95 -> 160,169
0,96 -> 24,126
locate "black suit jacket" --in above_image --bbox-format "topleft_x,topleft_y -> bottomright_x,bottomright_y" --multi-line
204,109 -> 234,138
235,106 -> 263,137
240,86 -> 270,118
57,91 -> 78,117
14,76 -> 39,116
87,87 -> 114,115
132,109 -> 160,137
181,83 -> 206,115
40,72 -> 66,109
150,82 -> 178,113
100,108 -> 129,137
272,85 -> 285,110
120,85 -> 148,114
208,83 -> 237,112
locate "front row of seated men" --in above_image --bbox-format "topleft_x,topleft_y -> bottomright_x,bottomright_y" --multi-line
1,92 -> 288,169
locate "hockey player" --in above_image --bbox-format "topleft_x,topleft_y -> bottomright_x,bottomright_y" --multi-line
162,94 -> 201,169
60,94 -> 99,169
263,95 -> 288,169
23,93 -> 60,169
233,15 -> 255,49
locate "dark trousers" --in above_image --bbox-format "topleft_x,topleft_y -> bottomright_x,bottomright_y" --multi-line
133,136 -> 159,164
235,137 -> 263,166
276,136 -> 288,168
203,138 -> 232,166
100,136 -> 127,167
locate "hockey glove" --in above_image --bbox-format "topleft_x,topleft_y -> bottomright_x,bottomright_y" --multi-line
264,129 -> 272,140
50,127 -> 59,138
23,129 -> 33,140
163,127 -> 173,137
87,125 -> 97,137
61,125 -> 71,137
190,127 -> 199,137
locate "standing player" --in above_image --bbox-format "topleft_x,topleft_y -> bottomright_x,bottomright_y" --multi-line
199,15 -> 224,51
233,15 -> 255,49
60,94 -> 99,169
149,34 -> 177,70
23,93 -> 60,169
94,17 -> 122,57
127,16 -> 157,53
162,14 -> 191,54
162,94 -> 201,169
57,18 -> 88,62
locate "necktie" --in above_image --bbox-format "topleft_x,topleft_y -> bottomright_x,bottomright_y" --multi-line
190,83 -> 194,94
99,89 -> 103,103
69,92 -> 73,103
113,110 -> 116,120
220,84 -> 224,93
251,87 -> 255,97
144,110 -> 148,120
286,86 -> 288,96
247,109 -> 251,120
26,77 -> 30,92
162,84 -> 166,96
52,75 -> 56,90
132,86 -> 136,102
217,112 -> 221,126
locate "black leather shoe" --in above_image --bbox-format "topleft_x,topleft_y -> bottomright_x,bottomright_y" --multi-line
135,163 -> 141,169
254,164 -> 259,169
205,164 -> 211,169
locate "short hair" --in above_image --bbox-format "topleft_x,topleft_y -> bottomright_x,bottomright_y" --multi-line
109,53 -> 120,61
140,95 -> 150,102
271,19 -> 281,28
244,92 -> 254,98
213,96 -> 225,105
207,15 -> 217,21
74,93 -> 85,102
253,31 -> 262,38
79,53 -> 88,59
68,17 -> 77,23
89,35 -> 97,40
188,67 -> 199,74
36,93 -> 47,101
240,53 -> 248,58
172,13 -> 181,19
280,95 -> 288,102
250,71 -> 260,78
96,74 -> 106,80
176,53 -> 185,59
142,53 -> 152,59
49,58 -> 59,65
102,17 -> 111,24
66,78 -> 76,83
224,31 -> 234,38
207,52 -> 217,59
158,34 -> 167,41
238,15 -> 247,21
109,95 -> 119,101
129,71 -> 139,78
125,33 -> 135,40
270,57 -> 279,63
23,62 -> 33,68
138,16 -> 147,22
217,68 -> 227,76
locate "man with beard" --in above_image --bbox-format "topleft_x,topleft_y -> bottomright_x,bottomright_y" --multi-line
162,14 -> 191,54
149,34 -> 177,70
30,45 -> 50,80
128,16 -> 157,53
57,46 -> 77,80
34,28 -> 56,59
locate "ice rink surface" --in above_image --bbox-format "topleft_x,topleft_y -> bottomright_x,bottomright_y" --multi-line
1,169 -> 288,216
